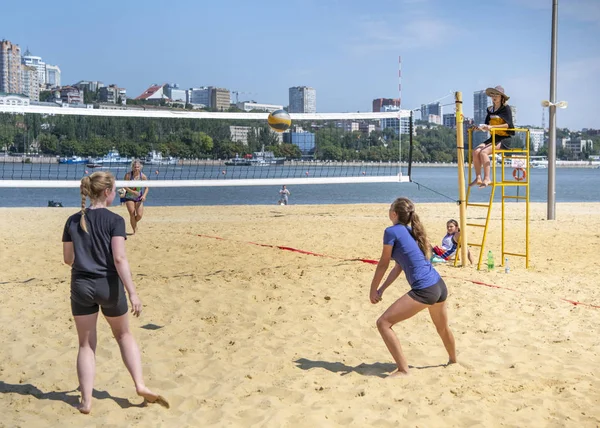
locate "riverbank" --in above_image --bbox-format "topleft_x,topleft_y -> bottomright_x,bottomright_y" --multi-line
2,155 -> 599,168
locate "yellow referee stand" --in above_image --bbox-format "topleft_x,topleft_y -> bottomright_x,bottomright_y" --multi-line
455,124 -> 531,270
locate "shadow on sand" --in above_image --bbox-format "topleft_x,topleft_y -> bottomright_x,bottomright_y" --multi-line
294,358 -> 449,378
0,381 -> 144,410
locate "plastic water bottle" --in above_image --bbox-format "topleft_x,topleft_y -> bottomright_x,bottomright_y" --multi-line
504,257 -> 510,274
487,251 -> 494,271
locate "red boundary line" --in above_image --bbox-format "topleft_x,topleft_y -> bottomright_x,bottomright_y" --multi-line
197,234 -> 600,310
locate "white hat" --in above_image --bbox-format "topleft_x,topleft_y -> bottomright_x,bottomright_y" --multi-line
485,85 -> 510,101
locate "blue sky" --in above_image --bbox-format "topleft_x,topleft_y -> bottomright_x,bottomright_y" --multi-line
3,0 -> 599,129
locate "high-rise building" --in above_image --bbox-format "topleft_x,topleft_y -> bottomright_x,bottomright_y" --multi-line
21,49 -> 46,86
209,87 -> 231,111
0,40 -> 23,94
289,86 -> 316,113
421,102 -> 442,122
21,65 -> 39,101
443,113 -> 456,129
372,98 -> 400,112
45,64 -> 61,88
473,90 -> 490,146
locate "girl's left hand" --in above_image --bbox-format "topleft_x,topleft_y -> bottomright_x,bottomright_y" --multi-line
370,289 -> 382,304
140,195 -> 146,202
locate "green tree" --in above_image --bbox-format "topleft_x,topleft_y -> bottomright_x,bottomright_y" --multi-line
39,91 -> 54,102
38,133 -> 59,154
316,145 -> 343,160
213,140 -> 246,159
269,143 -> 301,159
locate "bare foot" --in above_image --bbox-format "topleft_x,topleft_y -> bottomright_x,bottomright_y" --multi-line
386,369 -> 409,378
469,177 -> 483,187
446,359 -> 457,366
137,387 -> 170,409
479,179 -> 492,188
77,400 -> 92,414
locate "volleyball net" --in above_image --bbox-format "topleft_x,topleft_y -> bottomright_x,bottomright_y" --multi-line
0,105 -> 413,188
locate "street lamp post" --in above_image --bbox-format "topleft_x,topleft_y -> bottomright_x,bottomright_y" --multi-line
547,0 -> 559,220
542,95 -> 568,220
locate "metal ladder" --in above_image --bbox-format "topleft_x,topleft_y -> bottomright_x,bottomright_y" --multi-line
455,128 -> 530,270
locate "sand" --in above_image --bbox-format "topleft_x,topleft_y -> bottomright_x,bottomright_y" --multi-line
1,202 -> 599,427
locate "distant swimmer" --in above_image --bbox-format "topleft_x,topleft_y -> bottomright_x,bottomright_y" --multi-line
278,185 -> 291,205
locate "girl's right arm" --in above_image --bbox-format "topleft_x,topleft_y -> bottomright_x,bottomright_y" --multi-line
378,263 -> 403,295
369,244 -> 393,304
111,236 -> 142,316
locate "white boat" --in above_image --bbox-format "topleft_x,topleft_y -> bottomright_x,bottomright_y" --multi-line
59,155 -> 87,164
225,155 -> 252,166
144,150 -> 178,165
530,156 -> 548,169
249,146 -> 285,166
90,149 -> 133,165
224,147 -> 285,167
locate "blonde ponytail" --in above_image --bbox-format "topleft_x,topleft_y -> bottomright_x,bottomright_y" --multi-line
80,176 -> 91,233
78,172 -> 115,234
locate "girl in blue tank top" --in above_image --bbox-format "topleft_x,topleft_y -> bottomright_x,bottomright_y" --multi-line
369,197 -> 457,377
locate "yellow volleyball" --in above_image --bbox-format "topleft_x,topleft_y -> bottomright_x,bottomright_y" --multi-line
267,109 -> 291,133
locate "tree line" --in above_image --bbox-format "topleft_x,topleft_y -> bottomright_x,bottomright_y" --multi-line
1,113 -> 597,162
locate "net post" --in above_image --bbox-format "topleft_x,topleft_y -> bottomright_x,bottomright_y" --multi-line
455,91 -> 469,267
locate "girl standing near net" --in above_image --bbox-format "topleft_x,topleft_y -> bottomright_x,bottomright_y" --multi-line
369,197 -> 457,377
62,171 -> 168,414
123,159 -> 149,234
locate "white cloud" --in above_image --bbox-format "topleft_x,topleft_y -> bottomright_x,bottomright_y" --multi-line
348,16 -> 466,54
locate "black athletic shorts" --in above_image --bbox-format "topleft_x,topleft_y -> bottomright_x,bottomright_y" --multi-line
408,278 -> 448,305
71,274 -> 128,317
481,135 -> 511,150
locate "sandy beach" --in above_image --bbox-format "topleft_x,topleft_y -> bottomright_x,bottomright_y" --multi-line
1,202 -> 599,427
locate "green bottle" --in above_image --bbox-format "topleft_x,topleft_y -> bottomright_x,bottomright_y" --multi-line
487,250 -> 494,271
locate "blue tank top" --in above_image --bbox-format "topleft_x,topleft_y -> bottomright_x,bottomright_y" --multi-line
383,224 -> 441,290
